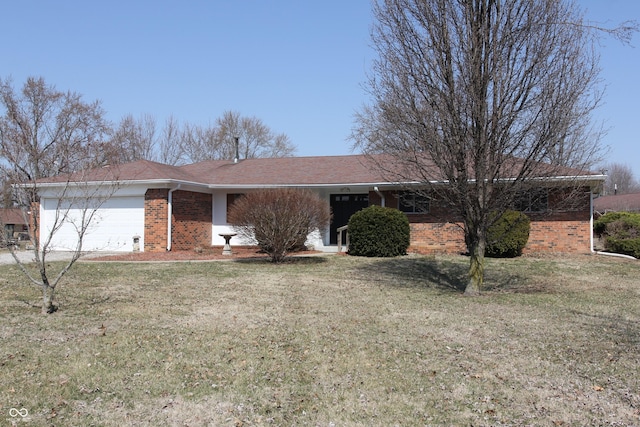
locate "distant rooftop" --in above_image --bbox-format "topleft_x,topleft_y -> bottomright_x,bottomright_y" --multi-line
594,192 -> 640,213
0,208 -> 28,225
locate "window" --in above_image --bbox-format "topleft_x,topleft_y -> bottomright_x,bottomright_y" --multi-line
515,189 -> 548,213
399,191 -> 430,214
227,193 -> 245,216
332,194 -> 369,203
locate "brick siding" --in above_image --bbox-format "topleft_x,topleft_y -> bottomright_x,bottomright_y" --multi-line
170,190 -> 212,251
524,211 -> 591,254
144,189 -> 169,251
369,188 -> 594,255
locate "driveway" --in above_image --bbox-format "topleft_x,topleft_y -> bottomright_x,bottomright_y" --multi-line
0,250 -> 97,265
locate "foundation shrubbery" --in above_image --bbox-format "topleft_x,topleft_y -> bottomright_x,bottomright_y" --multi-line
347,205 -> 410,257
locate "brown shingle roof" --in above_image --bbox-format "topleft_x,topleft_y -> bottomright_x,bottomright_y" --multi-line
36,155 -> 392,187
179,155 -> 388,186
35,154 -> 603,188
0,208 -> 27,225
37,160 -> 203,184
594,193 -> 640,213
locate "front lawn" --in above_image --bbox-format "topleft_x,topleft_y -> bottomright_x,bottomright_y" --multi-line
1,254 -> 638,426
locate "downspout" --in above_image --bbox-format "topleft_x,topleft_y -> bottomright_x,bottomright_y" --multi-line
167,184 -> 181,251
373,186 -> 385,207
591,189 -> 637,260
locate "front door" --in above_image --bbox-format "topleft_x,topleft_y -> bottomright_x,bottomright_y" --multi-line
330,194 -> 369,244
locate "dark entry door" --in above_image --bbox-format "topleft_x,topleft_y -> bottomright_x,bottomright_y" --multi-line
330,194 -> 369,244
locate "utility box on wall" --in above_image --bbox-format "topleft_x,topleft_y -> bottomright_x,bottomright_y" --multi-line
133,235 -> 140,252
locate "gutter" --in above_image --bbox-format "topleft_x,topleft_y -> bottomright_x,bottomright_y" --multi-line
167,184 -> 181,251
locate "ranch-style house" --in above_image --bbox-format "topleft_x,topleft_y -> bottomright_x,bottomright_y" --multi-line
32,154 -> 605,254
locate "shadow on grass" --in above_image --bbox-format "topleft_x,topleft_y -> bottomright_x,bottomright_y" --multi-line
356,256 -> 468,293
233,255 -> 329,266
356,255 -> 532,294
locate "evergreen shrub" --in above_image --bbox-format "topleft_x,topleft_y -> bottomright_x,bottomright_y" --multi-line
485,210 -> 530,258
347,205 -> 410,257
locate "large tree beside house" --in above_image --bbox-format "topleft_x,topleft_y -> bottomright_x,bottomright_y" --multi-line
353,0 -> 636,295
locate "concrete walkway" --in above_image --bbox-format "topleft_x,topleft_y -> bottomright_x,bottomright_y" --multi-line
0,250 -> 101,265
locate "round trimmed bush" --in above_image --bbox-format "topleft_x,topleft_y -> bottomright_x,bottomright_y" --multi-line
485,210 -> 530,258
347,205 -> 410,257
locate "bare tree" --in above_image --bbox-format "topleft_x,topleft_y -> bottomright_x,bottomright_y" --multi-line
601,162 -> 640,195
156,115 -> 188,165
0,76 -> 117,313
0,77 -> 111,181
180,122 -> 220,163
8,172 -> 120,313
353,0 -> 636,295
110,114 -> 158,163
97,110 -> 295,166
183,110 -> 296,163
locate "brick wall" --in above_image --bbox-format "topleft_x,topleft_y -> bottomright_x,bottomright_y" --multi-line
144,189 -> 169,252
408,222 -> 466,254
404,196 -> 467,254
368,188 -> 594,255
170,190 -> 212,251
524,209 -> 592,254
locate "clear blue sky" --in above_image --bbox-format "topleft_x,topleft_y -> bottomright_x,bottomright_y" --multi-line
2,1 -> 638,175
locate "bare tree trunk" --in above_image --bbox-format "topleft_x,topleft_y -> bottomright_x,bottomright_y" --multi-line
465,234 -> 485,296
41,282 -> 57,314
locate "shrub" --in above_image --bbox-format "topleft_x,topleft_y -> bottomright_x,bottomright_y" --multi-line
594,212 -> 640,238
594,211 -> 640,258
347,205 -> 410,257
485,210 -> 530,258
605,237 -> 640,259
227,189 -> 332,262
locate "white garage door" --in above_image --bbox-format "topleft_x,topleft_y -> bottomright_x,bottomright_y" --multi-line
41,196 -> 145,252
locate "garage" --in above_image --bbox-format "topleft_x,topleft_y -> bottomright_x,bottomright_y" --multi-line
39,196 -> 145,252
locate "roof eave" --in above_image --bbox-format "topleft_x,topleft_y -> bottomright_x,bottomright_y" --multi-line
27,173 -> 606,191
206,181 -> 404,190
31,178 -> 210,190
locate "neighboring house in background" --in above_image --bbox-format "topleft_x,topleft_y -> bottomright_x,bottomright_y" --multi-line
594,193 -> 640,215
0,208 -> 29,244
32,154 -> 605,254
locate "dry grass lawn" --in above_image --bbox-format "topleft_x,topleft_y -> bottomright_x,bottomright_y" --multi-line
0,252 -> 639,426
